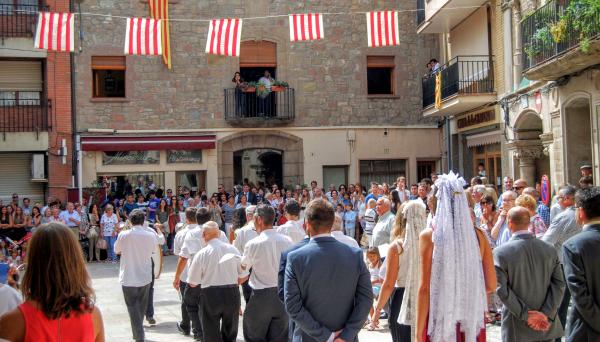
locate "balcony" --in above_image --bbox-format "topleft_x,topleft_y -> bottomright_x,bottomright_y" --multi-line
417,0 -> 487,33
0,92 -> 51,133
0,3 -> 47,38
224,87 -> 295,126
522,0 -> 600,81
422,56 -> 495,117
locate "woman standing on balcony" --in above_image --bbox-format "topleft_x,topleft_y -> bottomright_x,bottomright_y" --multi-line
232,72 -> 246,116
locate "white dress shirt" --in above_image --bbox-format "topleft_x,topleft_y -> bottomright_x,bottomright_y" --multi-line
233,221 -> 258,254
241,229 -> 292,289
331,230 -> 359,249
187,238 -> 248,287
276,219 -> 305,244
180,224 -> 228,283
174,223 -> 195,283
372,211 -> 395,247
114,225 -> 162,287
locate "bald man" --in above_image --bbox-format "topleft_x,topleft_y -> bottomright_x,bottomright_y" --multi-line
371,197 -> 395,247
513,179 -> 528,196
493,207 -> 566,342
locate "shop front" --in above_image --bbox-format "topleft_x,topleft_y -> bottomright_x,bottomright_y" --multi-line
81,135 -> 217,197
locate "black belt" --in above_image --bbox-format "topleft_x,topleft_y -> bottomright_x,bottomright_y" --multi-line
204,284 -> 238,289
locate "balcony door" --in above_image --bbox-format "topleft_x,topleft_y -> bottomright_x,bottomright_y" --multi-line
237,41 -> 277,118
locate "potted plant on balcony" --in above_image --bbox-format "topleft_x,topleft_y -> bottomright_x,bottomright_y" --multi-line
271,81 -> 289,92
255,80 -> 270,98
244,81 -> 257,92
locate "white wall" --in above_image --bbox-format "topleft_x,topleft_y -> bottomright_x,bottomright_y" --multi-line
449,7 -> 489,58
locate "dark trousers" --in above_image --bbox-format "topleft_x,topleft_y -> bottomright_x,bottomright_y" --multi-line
179,281 -> 191,332
146,260 -> 155,319
243,287 -> 288,342
390,287 -> 411,342
184,285 -> 204,339
201,285 -> 240,342
122,284 -> 151,342
241,278 -> 252,304
556,286 -> 571,342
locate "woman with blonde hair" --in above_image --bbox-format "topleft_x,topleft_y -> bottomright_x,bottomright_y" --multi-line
0,222 -> 105,341
516,194 -> 547,238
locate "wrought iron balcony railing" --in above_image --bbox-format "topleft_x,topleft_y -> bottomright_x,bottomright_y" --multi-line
0,92 -> 51,132
224,87 -> 295,122
0,3 -> 48,38
422,56 -> 494,108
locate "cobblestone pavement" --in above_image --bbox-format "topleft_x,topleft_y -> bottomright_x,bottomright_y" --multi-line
89,256 -> 501,341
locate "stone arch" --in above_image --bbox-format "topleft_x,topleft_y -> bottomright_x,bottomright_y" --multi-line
217,130 -> 304,189
508,109 -> 548,185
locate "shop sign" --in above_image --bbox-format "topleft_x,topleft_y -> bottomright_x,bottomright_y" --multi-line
167,150 -> 202,163
102,151 -> 160,165
456,110 -> 496,132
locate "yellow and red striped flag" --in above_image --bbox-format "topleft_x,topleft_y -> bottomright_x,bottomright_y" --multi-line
148,0 -> 171,69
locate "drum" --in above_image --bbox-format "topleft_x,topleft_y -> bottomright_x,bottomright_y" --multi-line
152,243 -> 163,279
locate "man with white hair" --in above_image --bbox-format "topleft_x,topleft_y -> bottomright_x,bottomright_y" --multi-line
492,191 -> 518,247
233,205 -> 258,304
276,200 -> 305,243
371,197 -> 395,247
187,221 -> 248,342
331,215 -> 359,248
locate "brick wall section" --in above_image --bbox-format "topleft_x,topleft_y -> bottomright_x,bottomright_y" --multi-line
491,0 -> 505,95
75,1 -> 439,131
46,0 -> 73,201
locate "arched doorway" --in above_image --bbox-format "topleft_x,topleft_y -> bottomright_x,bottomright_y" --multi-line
564,97 -> 592,185
509,111 -> 550,186
218,131 -> 303,190
233,149 -> 283,188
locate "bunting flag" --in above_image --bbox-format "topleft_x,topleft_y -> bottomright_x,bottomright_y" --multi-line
435,72 -> 442,109
124,18 -> 163,56
148,0 -> 172,69
366,11 -> 399,47
205,18 -> 242,57
34,12 -> 74,52
289,13 -> 324,42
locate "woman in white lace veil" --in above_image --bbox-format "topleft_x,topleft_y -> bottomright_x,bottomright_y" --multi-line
398,199 -> 428,339
415,172 -> 487,342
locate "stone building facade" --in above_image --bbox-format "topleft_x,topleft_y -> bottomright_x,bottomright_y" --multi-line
75,0 -> 442,193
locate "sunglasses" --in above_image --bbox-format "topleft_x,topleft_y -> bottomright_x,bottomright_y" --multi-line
514,186 -> 525,190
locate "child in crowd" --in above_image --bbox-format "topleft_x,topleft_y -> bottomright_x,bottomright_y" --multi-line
7,250 -> 21,268
342,202 -> 357,239
366,247 -> 383,330
0,240 -> 8,258
335,203 -> 344,218
363,199 -> 377,246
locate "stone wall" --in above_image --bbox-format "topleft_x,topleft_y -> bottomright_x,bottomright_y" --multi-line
75,0 -> 439,131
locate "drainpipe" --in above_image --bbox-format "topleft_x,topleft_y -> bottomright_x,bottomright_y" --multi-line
511,0 -> 523,90
446,117 -> 452,172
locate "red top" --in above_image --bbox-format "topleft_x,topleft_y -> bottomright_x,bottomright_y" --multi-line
18,301 -> 94,342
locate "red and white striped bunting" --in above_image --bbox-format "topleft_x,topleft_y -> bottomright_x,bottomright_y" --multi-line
366,11 -> 399,47
124,18 -> 163,56
289,13 -> 324,42
34,12 -> 74,52
205,18 -> 243,57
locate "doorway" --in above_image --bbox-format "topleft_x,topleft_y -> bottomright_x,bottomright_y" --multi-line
176,171 -> 206,195
234,149 -> 283,188
564,98 -> 592,185
473,143 -> 502,191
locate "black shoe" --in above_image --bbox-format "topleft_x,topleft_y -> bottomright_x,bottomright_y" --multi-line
146,317 -> 156,325
176,322 -> 190,336
379,312 -> 389,320
193,334 -> 202,341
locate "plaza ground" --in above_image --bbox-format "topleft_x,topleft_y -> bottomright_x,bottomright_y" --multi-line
90,256 -> 501,341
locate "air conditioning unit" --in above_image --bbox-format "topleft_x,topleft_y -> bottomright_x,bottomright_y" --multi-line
31,154 -> 47,181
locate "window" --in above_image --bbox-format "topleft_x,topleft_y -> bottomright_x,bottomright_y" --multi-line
92,56 -> 126,98
367,56 -> 395,95
323,166 -> 348,189
102,151 -> 160,165
167,150 -> 202,164
0,91 -> 40,106
359,159 -> 406,186
417,160 -> 437,182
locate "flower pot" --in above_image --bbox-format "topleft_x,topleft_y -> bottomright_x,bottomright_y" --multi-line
244,87 -> 256,93
271,86 -> 286,92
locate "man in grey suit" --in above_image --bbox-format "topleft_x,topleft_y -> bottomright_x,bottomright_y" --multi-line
562,187 -> 600,342
494,206 -> 566,342
284,199 -> 372,342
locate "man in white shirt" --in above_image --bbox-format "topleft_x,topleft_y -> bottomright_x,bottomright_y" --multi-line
173,207 -> 227,341
187,221 -> 248,342
241,204 -> 293,342
371,197 -> 395,247
363,199 -> 377,246
233,205 -> 258,304
331,215 -> 359,249
59,202 -> 81,236
172,207 -> 198,336
114,209 -> 164,342
0,283 -> 22,317
276,200 -> 305,243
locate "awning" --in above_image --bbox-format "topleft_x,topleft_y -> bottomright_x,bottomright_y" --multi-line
466,130 -> 503,148
81,135 -> 216,151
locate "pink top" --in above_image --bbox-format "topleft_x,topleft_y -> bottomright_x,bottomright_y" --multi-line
19,301 -> 94,342
528,215 -> 547,238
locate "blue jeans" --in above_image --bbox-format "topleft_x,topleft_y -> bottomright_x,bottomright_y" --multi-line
345,226 -> 355,239
105,236 -> 116,260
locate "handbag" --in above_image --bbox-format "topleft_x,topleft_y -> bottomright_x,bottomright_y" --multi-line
87,225 -> 99,239
96,238 -> 108,250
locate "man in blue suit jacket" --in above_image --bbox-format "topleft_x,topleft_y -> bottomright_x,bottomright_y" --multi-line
284,199 -> 372,342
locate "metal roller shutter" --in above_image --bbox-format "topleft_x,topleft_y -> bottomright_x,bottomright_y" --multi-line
0,60 -> 43,91
0,153 -> 44,202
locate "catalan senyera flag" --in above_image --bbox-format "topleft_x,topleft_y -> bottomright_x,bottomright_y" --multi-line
289,13 -> 324,42
148,0 -> 171,69
435,72 -> 442,109
366,11 -> 399,47
34,12 -> 75,52
205,18 -> 243,57
124,18 -> 162,56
